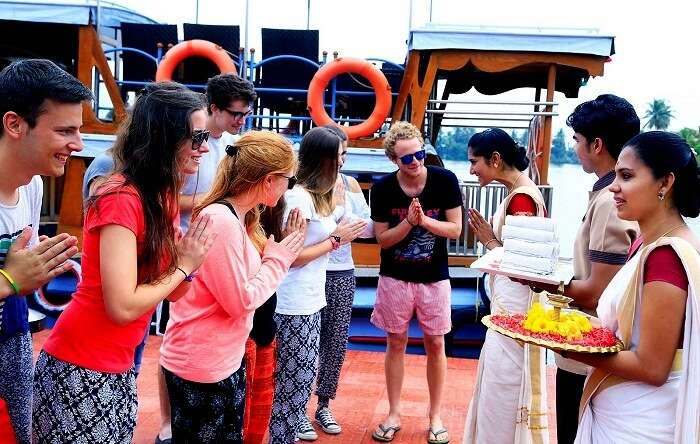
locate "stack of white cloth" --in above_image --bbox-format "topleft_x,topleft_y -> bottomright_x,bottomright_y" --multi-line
500,215 -> 559,275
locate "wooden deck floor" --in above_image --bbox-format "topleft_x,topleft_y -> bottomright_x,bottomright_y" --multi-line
32,331 -> 558,443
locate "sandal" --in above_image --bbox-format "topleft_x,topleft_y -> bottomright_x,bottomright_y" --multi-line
372,423 -> 401,442
427,427 -> 449,444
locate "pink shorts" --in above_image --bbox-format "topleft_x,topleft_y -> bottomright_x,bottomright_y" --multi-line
370,276 -> 452,336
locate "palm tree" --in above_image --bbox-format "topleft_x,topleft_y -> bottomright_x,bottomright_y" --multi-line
643,99 -> 674,130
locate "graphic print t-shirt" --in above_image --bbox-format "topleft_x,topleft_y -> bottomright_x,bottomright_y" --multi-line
370,166 -> 462,283
0,176 -> 42,341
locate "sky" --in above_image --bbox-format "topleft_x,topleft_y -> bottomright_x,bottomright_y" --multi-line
109,0 -> 699,137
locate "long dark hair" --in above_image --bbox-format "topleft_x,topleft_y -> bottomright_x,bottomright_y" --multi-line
624,131 -> 700,218
260,196 -> 285,241
468,128 -> 529,171
297,127 -> 341,216
99,81 -> 206,283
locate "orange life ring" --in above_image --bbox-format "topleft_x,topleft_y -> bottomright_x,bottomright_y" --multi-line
155,39 -> 237,81
307,57 -> 392,140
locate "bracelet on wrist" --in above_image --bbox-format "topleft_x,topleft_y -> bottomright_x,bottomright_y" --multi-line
484,238 -> 500,249
176,267 -> 195,282
406,218 -> 416,227
329,235 -> 341,251
0,269 -> 20,295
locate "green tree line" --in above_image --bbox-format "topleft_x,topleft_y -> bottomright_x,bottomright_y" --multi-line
435,127 -> 579,165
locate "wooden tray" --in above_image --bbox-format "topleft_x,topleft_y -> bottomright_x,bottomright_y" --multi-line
481,314 -> 624,354
470,247 -> 575,286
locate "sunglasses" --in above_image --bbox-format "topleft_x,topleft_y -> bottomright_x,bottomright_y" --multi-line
398,149 -> 426,165
276,174 -> 297,190
191,129 -> 210,151
223,108 -> 253,120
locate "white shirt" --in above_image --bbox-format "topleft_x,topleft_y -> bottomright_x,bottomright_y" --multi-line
275,186 -> 336,315
179,132 -> 238,231
327,177 -> 374,271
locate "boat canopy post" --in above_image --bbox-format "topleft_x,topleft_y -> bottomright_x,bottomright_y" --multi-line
539,65 -> 557,184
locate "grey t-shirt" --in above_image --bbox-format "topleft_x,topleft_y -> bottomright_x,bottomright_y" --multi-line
82,152 -> 114,200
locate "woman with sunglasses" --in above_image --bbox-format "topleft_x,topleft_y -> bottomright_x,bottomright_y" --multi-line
463,128 -> 549,444
33,82 -> 216,443
160,131 -> 305,443
269,127 -> 367,443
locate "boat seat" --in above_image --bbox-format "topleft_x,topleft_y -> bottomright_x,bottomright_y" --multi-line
120,23 -> 178,94
256,28 -> 319,132
182,23 -> 240,87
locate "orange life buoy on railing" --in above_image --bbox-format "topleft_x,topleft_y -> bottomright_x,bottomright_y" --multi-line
307,57 -> 392,140
155,39 -> 237,81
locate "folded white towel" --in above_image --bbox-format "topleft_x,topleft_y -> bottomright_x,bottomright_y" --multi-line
501,251 -> 556,275
502,225 -> 557,242
505,215 -> 556,232
503,238 -> 559,259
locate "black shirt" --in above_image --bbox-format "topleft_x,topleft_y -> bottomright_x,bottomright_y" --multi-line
370,166 -> 463,283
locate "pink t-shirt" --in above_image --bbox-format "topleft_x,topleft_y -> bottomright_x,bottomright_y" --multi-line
44,176 -> 177,373
160,203 -> 296,383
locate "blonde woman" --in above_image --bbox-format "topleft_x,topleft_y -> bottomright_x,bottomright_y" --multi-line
159,131 -> 305,443
269,127 -> 366,443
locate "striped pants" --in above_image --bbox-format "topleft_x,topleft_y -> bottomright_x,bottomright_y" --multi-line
243,339 -> 276,444
315,270 -> 355,402
268,312 -> 321,444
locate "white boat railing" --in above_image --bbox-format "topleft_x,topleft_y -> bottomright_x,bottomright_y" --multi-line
448,181 -> 553,257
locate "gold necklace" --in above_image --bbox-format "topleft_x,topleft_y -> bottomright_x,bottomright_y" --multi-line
651,222 -> 686,243
508,171 -> 524,194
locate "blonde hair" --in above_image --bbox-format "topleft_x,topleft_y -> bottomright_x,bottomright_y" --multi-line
195,131 -> 296,251
383,121 -> 424,160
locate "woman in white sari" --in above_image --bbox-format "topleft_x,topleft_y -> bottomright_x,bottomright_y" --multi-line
464,128 -> 550,444
557,131 -> 700,444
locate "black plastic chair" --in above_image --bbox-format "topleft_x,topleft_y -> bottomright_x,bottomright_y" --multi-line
120,23 -> 178,93
182,23 -> 240,87
256,28 -> 319,132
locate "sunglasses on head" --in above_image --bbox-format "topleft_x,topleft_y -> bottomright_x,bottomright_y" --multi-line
191,129 -> 210,151
276,174 -> 297,190
223,108 -> 253,120
398,149 -> 426,165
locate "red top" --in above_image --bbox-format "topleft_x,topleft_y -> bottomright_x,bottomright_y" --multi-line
507,193 -> 538,216
43,176 -> 176,373
628,237 -> 689,290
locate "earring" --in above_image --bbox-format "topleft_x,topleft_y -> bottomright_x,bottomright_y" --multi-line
658,192 -> 665,201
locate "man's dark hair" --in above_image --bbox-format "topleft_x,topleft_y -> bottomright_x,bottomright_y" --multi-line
0,59 -> 93,136
205,74 -> 257,114
566,94 -> 640,159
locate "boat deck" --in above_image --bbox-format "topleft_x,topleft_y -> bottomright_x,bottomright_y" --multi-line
31,331 -> 558,443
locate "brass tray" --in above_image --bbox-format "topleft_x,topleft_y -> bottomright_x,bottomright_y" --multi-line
482,314 -> 624,354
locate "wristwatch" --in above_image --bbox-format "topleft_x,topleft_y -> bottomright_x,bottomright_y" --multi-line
329,235 -> 341,250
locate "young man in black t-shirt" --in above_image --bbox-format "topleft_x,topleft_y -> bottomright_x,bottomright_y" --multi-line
369,122 -> 463,443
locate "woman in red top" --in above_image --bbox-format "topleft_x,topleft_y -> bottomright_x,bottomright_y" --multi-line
567,131 -> 700,443
463,128 -> 550,444
32,82 -> 216,444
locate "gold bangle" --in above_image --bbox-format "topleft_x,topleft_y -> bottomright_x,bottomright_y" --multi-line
485,238 -> 500,249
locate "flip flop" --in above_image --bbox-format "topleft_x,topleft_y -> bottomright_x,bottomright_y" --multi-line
427,427 -> 450,444
372,423 -> 401,442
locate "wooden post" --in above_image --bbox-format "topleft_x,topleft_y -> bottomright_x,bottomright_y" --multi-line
56,157 -> 87,248
539,64 -> 556,184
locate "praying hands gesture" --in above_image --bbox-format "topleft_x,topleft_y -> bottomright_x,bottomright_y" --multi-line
176,214 -> 217,276
467,208 -> 499,249
278,208 -> 307,256
407,198 -> 423,227
1,229 -> 79,299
